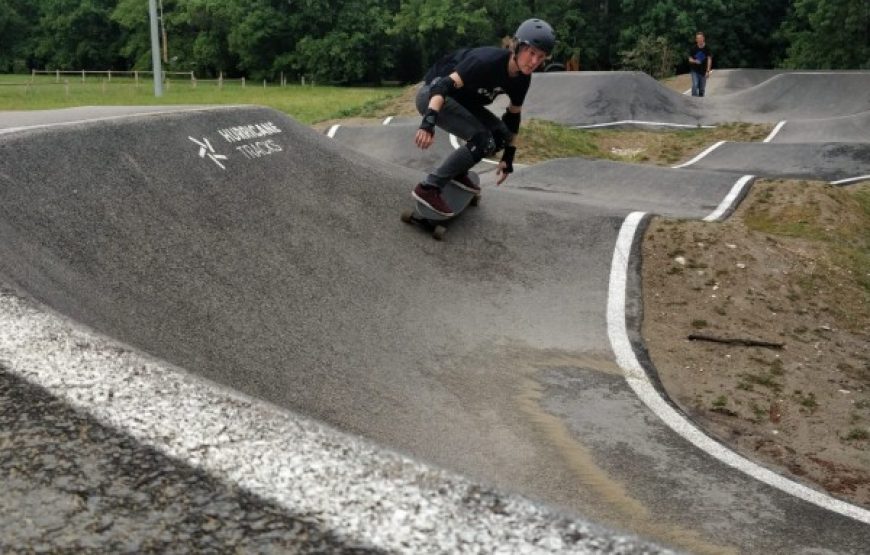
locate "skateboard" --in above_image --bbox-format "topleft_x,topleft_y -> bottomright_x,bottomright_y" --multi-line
401,171 -> 481,240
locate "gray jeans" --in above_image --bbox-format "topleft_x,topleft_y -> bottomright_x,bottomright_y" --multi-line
416,81 -> 509,189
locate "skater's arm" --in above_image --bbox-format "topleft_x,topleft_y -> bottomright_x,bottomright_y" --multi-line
496,104 -> 521,185
415,72 -> 464,149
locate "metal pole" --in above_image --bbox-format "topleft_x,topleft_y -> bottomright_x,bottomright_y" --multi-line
149,0 -> 163,97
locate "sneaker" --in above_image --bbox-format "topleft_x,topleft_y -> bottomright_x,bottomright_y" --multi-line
452,172 -> 481,193
413,183 -> 454,217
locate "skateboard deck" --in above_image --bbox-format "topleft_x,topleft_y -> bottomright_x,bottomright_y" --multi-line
401,171 -> 480,240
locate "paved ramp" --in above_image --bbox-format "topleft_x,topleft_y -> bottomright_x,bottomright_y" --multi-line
521,72 -> 706,127
326,121 -> 497,174
522,71 -> 870,126
1,106 -> 869,553
503,158 -> 746,218
676,142 -> 870,182
767,111 -> 870,143
703,69 -> 785,95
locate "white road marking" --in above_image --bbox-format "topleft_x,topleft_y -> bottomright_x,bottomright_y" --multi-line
671,141 -> 725,168
763,121 -> 787,143
0,106 -> 244,135
382,116 -> 394,125
326,124 -> 340,138
703,175 -> 754,222
606,211 -> 870,526
573,120 -> 715,130
831,174 -> 870,185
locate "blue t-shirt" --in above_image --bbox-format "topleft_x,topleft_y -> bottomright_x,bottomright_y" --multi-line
690,45 -> 712,74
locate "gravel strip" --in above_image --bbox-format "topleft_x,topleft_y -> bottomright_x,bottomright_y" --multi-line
0,286 -> 672,553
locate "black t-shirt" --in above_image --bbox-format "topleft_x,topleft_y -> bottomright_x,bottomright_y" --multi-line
689,45 -> 712,74
423,46 -> 531,108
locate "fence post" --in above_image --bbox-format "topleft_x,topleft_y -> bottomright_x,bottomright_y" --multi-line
219,71 -> 223,90
56,70 -> 60,83
82,70 -> 85,83
242,77 -> 246,88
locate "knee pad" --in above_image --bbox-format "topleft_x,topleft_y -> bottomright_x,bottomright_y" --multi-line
465,130 -> 497,162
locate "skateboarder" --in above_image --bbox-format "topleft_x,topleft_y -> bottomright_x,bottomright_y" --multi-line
412,18 -> 556,216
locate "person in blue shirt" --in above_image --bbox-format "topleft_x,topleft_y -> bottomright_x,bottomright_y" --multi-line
411,19 -> 556,216
688,31 -> 713,97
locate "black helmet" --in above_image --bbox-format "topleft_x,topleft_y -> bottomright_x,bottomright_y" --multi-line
514,18 -> 555,55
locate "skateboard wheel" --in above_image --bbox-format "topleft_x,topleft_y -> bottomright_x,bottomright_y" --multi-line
470,194 -> 481,207
433,225 -> 447,241
400,209 -> 414,224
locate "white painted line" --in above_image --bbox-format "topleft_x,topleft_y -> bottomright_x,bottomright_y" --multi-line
382,116 -> 394,125
682,88 -> 692,95
0,291 -> 638,552
671,141 -> 725,168
763,121 -> 786,143
326,124 -> 340,138
0,106 -> 246,135
573,120 -> 715,130
606,211 -> 870,526
703,175 -> 754,222
830,174 -> 870,186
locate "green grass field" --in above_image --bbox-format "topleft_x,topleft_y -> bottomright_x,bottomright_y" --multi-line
0,74 -> 403,124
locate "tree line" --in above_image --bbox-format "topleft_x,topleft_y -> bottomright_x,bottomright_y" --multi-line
0,0 -> 867,84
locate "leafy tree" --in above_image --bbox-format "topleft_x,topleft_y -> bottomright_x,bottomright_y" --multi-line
3,0 -> 867,82
710,0 -> 790,68
292,0 -> 399,84
391,0 -> 492,74
618,33 -> 679,78
112,0 -> 162,70
0,0 -> 36,72
31,0 -> 125,69
780,0 -> 870,69
225,0 -> 296,80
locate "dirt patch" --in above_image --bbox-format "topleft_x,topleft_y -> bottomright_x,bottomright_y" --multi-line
642,179 -> 870,507
660,73 -> 692,93
589,123 -> 773,166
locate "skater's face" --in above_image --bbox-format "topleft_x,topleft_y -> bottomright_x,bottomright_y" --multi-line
695,33 -> 705,47
516,45 -> 548,75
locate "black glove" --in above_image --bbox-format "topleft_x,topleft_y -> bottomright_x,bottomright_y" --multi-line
419,108 -> 438,134
500,145 -> 516,173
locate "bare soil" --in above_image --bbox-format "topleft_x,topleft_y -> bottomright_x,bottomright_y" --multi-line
642,179 -> 870,507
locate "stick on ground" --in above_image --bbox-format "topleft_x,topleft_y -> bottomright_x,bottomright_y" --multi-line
687,333 -> 784,349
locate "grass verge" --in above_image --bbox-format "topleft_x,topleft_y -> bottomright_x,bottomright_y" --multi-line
0,74 -> 403,125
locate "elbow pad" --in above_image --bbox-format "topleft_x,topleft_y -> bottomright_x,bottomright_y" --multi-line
501,110 -> 521,134
429,76 -> 458,99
